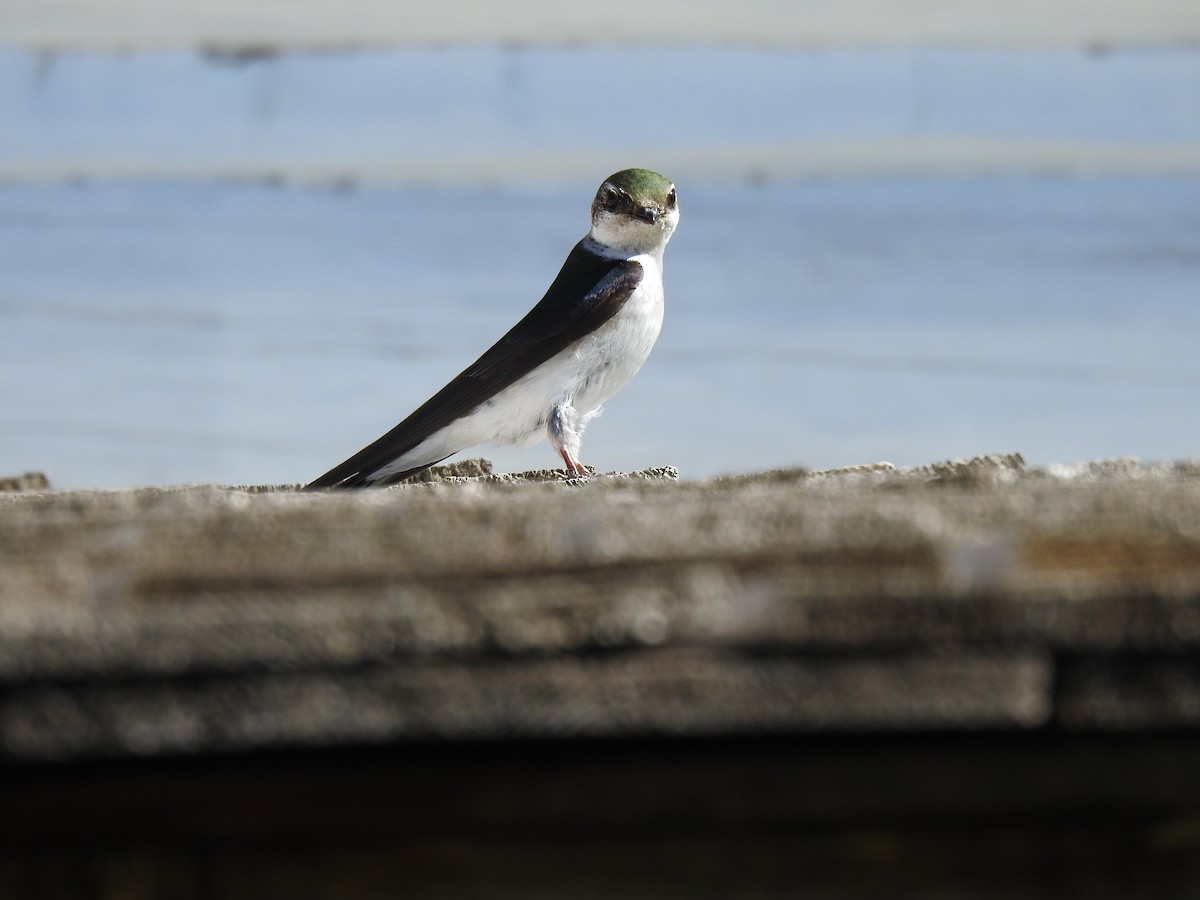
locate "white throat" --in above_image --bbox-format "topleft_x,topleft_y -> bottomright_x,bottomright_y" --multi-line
588,208 -> 678,262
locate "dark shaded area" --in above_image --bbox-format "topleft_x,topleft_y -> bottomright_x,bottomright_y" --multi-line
3,734 -> 1200,899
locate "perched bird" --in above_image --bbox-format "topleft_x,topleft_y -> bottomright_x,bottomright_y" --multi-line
306,168 -> 679,489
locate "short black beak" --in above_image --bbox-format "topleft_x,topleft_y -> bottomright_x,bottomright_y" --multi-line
634,206 -> 659,224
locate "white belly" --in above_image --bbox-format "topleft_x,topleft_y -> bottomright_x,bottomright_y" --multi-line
369,254 -> 665,481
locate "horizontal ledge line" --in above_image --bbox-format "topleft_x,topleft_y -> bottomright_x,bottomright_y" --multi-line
671,346 -> 1200,387
3,139 -> 1200,186
4,0 -> 1200,53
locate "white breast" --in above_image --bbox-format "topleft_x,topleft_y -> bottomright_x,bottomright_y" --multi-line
565,253 -> 665,416
469,251 -> 664,445
368,254 -> 665,482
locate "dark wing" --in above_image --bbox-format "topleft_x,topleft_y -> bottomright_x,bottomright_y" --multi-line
306,244 -> 643,489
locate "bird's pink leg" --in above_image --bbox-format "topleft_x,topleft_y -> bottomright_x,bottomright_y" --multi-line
559,447 -> 589,478
549,403 -> 591,477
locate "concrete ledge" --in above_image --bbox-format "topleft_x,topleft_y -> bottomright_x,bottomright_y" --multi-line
3,453 -> 1200,760
4,453 -> 1200,898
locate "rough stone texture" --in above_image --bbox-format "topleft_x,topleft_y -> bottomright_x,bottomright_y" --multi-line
0,471 -> 49,492
3,453 -> 1200,898
3,453 -> 1200,757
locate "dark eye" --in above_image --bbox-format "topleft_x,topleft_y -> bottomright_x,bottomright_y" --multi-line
601,188 -> 621,210
666,188 -> 677,208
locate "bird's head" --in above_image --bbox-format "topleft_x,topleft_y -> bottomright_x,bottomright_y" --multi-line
589,168 -> 678,259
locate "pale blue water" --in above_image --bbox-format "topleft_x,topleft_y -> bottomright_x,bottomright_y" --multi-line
4,45 -> 1200,169
3,174 -> 1198,487
2,43 -> 1198,487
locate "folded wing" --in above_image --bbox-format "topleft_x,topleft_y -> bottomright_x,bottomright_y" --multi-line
307,245 -> 643,489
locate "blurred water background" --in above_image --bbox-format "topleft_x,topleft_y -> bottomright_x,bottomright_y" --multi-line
2,3 -> 1199,487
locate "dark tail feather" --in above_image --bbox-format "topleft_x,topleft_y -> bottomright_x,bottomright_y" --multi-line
304,458 -> 447,490
303,470 -> 369,490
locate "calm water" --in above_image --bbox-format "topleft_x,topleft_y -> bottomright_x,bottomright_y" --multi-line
2,43 -> 1198,486
2,174 -> 1198,487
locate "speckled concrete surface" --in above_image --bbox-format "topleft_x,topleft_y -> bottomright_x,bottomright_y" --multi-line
3,453 -> 1199,760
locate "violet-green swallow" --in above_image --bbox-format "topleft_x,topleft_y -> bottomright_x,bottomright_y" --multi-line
307,168 -> 679,489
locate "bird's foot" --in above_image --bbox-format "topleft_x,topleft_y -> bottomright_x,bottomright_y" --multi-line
559,451 -> 591,479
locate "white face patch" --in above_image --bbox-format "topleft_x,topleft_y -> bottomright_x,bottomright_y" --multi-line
590,204 -> 679,259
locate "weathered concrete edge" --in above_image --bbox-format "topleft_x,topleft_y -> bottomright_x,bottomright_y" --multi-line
3,453 -> 1200,760
0,651 -> 1053,760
